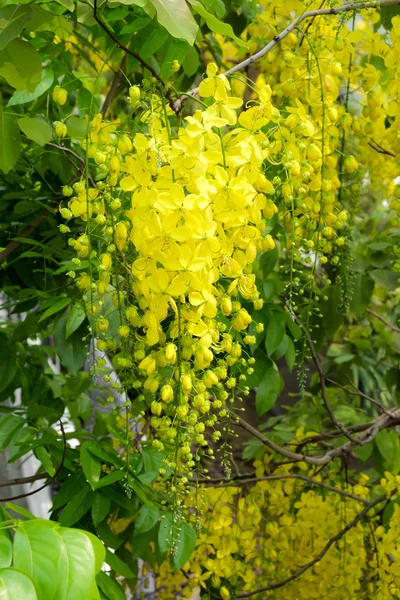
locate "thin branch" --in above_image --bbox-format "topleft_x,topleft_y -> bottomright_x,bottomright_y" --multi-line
0,206 -> 55,265
175,0 -> 400,110
0,419 -> 67,502
327,377 -> 395,418
237,493 -> 386,597
0,473 -> 47,489
366,308 -> 400,334
237,406 -> 400,466
368,141 -> 396,158
46,143 -> 96,188
93,0 -> 178,115
200,474 -> 369,504
101,54 -> 127,116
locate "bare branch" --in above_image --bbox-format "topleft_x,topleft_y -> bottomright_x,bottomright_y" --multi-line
93,0 -> 178,115
368,141 -> 396,158
327,377 -> 395,418
0,419 -> 67,502
176,0 -> 400,110
237,493 -> 387,597
0,473 -> 47,489
101,55 -> 127,116
366,308 -> 400,334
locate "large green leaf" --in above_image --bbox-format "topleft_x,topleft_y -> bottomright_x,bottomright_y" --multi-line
172,523 -> 196,570
158,512 -> 173,555
8,69 -> 53,106
256,361 -> 281,416
80,442 -> 101,490
13,521 -> 64,600
58,486 -> 94,527
0,568 -> 37,600
0,5 -> 34,51
265,310 -> 286,356
55,529 -> 96,600
148,0 -> 198,44
53,309 -> 89,376
0,39 -> 41,92
0,415 -> 24,451
135,506 -> 159,534
188,0 -> 247,47
65,303 -> 86,339
18,117 -> 52,147
0,529 -> 12,569
105,549 -> 135,579
0,97 -> 20,174
96,571 -> 125,600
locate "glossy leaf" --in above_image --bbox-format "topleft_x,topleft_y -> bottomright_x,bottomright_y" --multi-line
0,39 -> 41,92
0,97 -> 20,174
172,523 -> 196,570
135,506 -> 159,534
18,117 -> 52,147
0,568 -> 37,600
256,362 -> 281,416
80,442 -> 101,489
65,303 -> 86,339
188,0 -> 247,47
148,0 -> 198,45
265,310 -> 286,356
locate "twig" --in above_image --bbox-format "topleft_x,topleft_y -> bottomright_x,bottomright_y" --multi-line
199,474 -> 369,504
175,0 -> 400,110
0,419 -> 67,502
327,377 -> 395,418
46,143 -> 96,188
236,407 -> 400,466
101,55 -> 127,116
368,141 -> 396,158
0,473 -> 47,489
236,493 -> 386,597
366,308 -> 400,334
93,0 -> 178,115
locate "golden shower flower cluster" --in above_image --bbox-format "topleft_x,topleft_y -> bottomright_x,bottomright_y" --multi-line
153,454 -> 400,599
61,66 -> 278,475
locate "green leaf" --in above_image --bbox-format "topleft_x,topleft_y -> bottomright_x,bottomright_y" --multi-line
18,117 -> 52,147
75,530 -> 105,574
148,0 -> 198,45
284,336 -> 296,371
0,568 -> 37,600
0,5 -> 34,51
26,6 -> 72,38
188,0 -> 247,47
244,350 -> 269,390
158,512 -> 173,555
135,506 -> 159,534
59,486 -> 94,527
265,310 -> 286,356
350,274 -> 374,317
80,442 -> 102,489
256,362 -> 280,416
0,39 -> 41,92
160,39 -> 190,79
52,473 -> 85,511
105,550 -> 135,578
139,28 -> 169,60
172,523 -> 196,570
13,520 -> 64,600
55,528 -> 96,600
370,269 -> 399,291
260,246 -> 278,277
39,297 -> 71,322
65,303 -> 86,339
0,357 -> 18,395
0,415 -> 24,451
66,116 -> 87,140
0,529 -> 12,569
82,441 -> 123,468
35,446 -> 55,477
91,493 -> 111,526
94,470 -> 125,490
96,571 -> 125,600
182,44 -> 199,77
54,309 -> 89,376
4,504 -> 35,521
0,97 -> 20,174
8,68 -> 53,106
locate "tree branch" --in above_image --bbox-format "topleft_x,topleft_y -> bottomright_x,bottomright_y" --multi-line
368,140 -> 396,158
236,493 -> 387,597
366,308 -> 400,334
0,419 -> 67,502
327,377 -> 395,418
0,473 -> 47,489
93,0 -> 178,115
175,0 -> 400,110
101,54 -> 127,116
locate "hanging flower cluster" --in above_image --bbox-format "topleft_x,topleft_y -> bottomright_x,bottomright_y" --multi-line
61,66 -> 278,479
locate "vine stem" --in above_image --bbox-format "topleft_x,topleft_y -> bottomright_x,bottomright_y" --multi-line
175,0 -> 400,110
